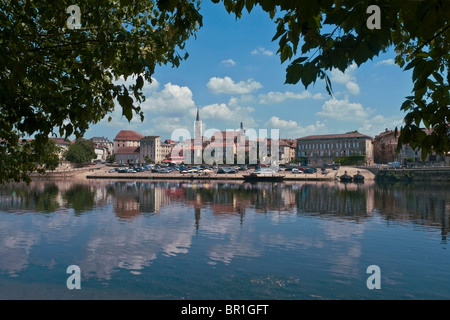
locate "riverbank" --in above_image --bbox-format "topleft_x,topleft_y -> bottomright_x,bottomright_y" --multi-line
80,166 -> 376,182
373,167 -> 450,182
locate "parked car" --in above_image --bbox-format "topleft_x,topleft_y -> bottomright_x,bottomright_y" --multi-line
108,169 -> 117,173
304,168 -> 315,174
127,169 -> 137,173
218,167 -> 237,174
292,168 -> 302,173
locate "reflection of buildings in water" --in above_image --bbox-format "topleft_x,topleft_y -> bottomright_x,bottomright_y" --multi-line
0,180 -> 112,213
112,182 -> 173,219
295,183 -> 371,219
138,186 -> 171,213
373,184 -> 450,240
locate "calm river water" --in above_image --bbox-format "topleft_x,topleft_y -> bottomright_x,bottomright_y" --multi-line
0,179 -> 449,300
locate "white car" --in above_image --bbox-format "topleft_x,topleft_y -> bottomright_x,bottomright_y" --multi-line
292,168 -> 302,173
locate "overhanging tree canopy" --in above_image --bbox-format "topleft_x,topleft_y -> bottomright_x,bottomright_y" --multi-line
1,0 -> 449,183
215,0 -> 449,159
0,0 -> 202,183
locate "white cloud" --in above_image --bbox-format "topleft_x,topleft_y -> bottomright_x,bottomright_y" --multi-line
259,91 -> 325,104
251,47 -> 274,56
200,103 -> 257,127
345,81 -> 360,95
141,82 -> 195,115
376,59 -> 395,66
357,115 -> 404,137
316,97 -> 370,121
221,59 -> 236,67
264,116 -> 326,138
330,63 -> 360,95
207,76 -> 262,95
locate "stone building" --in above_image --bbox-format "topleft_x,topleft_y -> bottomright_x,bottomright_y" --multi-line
139,136 -> 174,164
296,132 -> 374,166
373,129 -> 399,164
113,130 -> 144,155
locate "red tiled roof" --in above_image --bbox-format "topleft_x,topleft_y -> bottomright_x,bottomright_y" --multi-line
116,146 -> 140,154
297,132 -> 372,140
49,137 -> 72,145
114,130 -> 144,141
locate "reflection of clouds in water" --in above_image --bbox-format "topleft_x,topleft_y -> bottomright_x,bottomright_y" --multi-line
81,207 -> 194,280
208,241 -> 261,265
322,220 -> 365,280
199,211 -> 262,265
0,222 -> 39,276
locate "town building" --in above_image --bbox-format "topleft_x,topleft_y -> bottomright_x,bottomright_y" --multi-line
49,137 -> 72,160
113,130 -> 144,165
296,132 -> 374,166
139,136 -> 174,164
113,130 -> 144,154
373,129 -> 400,164
372,128 -> 448,165
115,146 -> 140,165
90,136 -> 113,161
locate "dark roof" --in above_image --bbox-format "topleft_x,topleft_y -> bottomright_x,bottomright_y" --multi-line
141,135 -> 160,140
114,130 -> 144,141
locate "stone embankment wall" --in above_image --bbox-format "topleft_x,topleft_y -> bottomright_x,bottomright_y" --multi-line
375,168 -> 450,182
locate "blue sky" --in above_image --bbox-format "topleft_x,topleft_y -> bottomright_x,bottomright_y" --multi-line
85,1 -> 414,142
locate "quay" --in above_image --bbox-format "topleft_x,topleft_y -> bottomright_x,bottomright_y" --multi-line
82,166 -> 375,182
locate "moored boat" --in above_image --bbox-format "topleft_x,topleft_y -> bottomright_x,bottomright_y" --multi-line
339,171 -> 353,183
353,171 -> 365,183
243,168 -> 285,182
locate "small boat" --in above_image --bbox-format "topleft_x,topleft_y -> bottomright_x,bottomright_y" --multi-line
353,171 -> 365,183
243,168 -> 285,182
339,171 -> 353,183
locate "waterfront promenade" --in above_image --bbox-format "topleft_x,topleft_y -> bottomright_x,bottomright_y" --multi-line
80,166 -> 375,181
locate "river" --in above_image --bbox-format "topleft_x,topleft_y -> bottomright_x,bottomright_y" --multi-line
0,179 -> 448,299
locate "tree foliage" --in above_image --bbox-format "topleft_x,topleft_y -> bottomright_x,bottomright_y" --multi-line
64,138 -> 96,164
1,0 -> 449,183
214,0 -> 449,159
0,0 -> 202,182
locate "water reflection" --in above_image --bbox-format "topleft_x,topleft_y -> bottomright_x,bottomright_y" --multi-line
0,179 -> 449,299
1,179 -> 449,231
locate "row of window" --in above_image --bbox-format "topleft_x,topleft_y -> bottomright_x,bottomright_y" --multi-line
298,141 -> 362,150
298,150 -> 365,157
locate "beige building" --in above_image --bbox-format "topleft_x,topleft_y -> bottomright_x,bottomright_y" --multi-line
373,128 -> 448,165
296,132 -> 374,166
113,130 -> 144,155
373,129 -> 399,164
140,136 -> 174,164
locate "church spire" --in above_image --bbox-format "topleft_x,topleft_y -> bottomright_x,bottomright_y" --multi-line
196,108 -> 200,121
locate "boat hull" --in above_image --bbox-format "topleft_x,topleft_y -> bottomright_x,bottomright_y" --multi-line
243,174 -> 285,182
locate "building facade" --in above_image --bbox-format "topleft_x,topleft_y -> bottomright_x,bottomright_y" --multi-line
139,136 -> 175,164
113,130 -> 144,155
373,129 -> 399,164
296,132 -> 374,166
